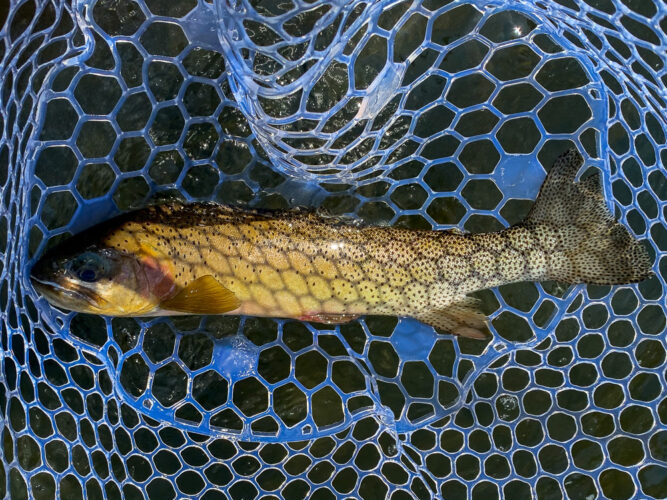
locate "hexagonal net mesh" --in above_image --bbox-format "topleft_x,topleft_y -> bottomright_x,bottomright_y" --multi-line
0,0 -> 665,498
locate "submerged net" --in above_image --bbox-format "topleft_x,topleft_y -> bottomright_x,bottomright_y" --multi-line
0,0 -> 665,498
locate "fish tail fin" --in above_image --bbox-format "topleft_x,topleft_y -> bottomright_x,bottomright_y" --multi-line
522,148 -> 652,285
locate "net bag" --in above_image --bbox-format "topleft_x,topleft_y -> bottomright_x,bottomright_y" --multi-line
1,0 -> 665,498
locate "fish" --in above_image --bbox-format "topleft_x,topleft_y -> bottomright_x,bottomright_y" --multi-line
30,149 -> 652,338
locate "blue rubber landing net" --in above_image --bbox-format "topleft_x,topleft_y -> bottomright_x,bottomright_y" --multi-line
1,0 -> 666,498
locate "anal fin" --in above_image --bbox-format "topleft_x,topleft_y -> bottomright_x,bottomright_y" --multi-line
161,276 -> 240,315
416,297 -> 490,340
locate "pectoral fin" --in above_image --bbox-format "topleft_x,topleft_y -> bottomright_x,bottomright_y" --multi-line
161,276 -> 240,315
417,297 -> 490,339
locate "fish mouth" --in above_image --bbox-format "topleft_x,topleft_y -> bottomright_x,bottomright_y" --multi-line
31,276 -> 106,312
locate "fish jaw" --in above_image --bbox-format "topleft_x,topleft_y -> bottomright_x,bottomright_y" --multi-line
31,277 -> 107,314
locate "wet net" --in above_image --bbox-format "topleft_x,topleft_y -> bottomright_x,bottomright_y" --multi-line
1,0 -> 666,498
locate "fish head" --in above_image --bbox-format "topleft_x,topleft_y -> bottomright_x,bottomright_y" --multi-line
31,241 -> 168,316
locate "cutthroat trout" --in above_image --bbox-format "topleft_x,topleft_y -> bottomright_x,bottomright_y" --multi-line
31,150 -> 651,338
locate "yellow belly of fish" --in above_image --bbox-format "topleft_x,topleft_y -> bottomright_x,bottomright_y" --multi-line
175,239 -> 403,320
145,218 -> 472,321
216,265 -> 382,320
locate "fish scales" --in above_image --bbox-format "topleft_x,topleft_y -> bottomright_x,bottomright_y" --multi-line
102,210 -> 532,318
30,150 -> 652,338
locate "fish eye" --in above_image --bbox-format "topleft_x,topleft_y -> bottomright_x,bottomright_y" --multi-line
69,252 -> 108,283
79,268 -> 97,282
